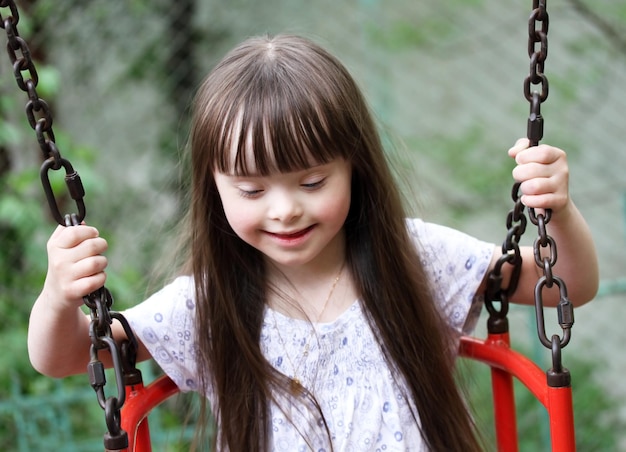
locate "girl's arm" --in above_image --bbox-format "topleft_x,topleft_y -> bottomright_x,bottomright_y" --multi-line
28,225 -> 150,377
482,139 -> 599,307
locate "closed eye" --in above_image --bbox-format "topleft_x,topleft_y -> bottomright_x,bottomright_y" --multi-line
301,178 -> 326,191
238,188 -> 264,199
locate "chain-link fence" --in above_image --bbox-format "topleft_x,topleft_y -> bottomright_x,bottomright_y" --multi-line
1,0 -> 625,450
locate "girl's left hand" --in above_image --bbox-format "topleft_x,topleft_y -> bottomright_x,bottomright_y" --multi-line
508,138 -> 570,213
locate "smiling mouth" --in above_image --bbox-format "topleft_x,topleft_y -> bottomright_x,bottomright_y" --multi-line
268,225 -> 315,240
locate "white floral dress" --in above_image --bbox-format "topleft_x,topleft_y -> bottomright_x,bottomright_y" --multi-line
123,218 -> 494,451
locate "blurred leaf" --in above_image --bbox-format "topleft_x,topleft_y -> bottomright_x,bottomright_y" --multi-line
0,120 -> 22,146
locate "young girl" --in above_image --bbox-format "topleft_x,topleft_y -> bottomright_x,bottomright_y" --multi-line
28,34 -> 598,451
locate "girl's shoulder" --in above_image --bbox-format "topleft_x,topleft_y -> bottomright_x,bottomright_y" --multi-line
406,218 -> 495,334
405,217 -> 494,266
150,274 -> 195,305
124,275 -> 196,322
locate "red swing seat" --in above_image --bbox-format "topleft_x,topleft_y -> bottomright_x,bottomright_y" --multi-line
120,330 -> 575,452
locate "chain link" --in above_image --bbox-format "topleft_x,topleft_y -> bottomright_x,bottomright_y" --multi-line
1,1 -> 86,224
525,0 -> 574,369
1,1 -> 137,448
485,0 -> 574,384
485,183 -> 526,333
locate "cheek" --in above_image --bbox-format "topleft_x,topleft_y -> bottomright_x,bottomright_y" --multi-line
218,194 -> 258,239
317,190 -> 351,226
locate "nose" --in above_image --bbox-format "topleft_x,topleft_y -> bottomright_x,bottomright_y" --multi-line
267,190 -> 303,223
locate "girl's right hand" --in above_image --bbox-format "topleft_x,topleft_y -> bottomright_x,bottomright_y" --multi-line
43,224 -> 108,309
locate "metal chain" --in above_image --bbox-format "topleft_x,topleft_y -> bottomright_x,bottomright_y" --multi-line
485,0 -> 574,384
525,0 -> 574,377
0,1 -> 85,224
484,182 -> 527,334
1,1 -> 136,448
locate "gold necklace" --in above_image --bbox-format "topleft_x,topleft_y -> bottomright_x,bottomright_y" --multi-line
272,264 -> 344,395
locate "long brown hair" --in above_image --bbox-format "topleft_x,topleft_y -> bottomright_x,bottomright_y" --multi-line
184,34 -> 481,451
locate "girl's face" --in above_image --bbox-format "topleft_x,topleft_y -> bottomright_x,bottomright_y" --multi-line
213,158 -> 352,271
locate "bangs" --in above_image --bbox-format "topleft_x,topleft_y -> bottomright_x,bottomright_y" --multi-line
216,94 -> 344,177
209,44 -> 357,176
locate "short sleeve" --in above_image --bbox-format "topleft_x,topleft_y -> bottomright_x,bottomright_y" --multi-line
406,218 -> 495,335
122,275 -> 199,392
